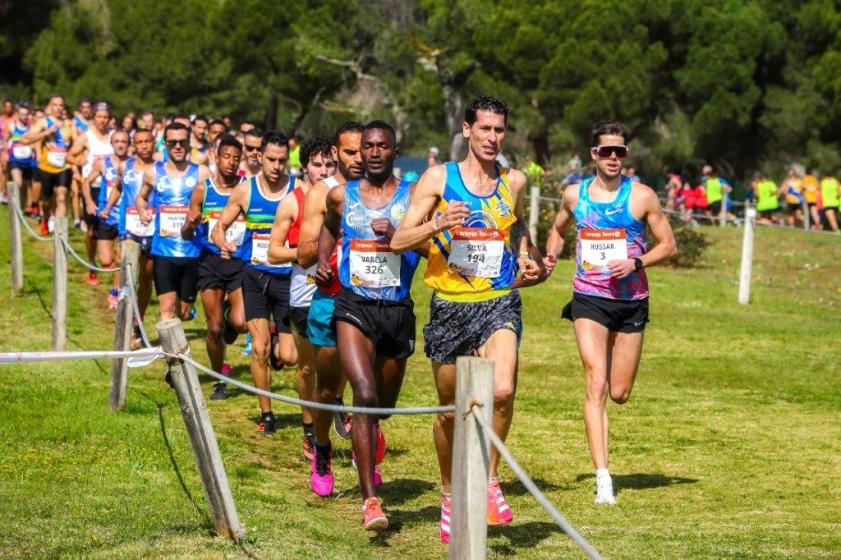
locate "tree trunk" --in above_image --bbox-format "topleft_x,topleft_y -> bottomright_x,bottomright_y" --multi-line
444,83 -> 465,161
265,91 -> 278,131
532,132 -> 550,165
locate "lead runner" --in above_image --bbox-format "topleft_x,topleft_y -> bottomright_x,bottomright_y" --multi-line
543,120 -> 677,504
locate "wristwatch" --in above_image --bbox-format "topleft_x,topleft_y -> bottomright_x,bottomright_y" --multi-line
634,257 -> 644,271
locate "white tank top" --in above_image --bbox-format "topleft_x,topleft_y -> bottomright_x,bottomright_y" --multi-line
83,129 -> 114,178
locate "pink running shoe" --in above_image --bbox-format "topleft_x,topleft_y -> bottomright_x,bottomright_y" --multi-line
221,363 -> 232,376
106,289 -> 119,310
310,445 -> 334,497
362,497 -> 388,530
350,450 -> 383,487
375,423 -> 386,465
487,477 -> 513,525
440,493 -> 452,544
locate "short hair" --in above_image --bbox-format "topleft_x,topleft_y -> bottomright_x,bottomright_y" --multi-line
47,94 -> 65,104
244,128 -> 264,141
362,120 -> 396,144
591,121 -> 626,147
300,135 -> 334,167
141,110 -> 154,118
164,122 -> 189,140
217,134 -> 242,153
78,97 -> 91,105
133,128 -> 154,140
192,114 -> 209,125
261,131 -> 289,151
465,95 -> 508,125
238,120 -> 257,129
209,119 -> 227,130
15,100 -> 29,110
333,121 -> 364,146
111,128 -> 130,140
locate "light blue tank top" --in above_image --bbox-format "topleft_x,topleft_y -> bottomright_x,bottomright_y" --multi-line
96,156 -> 120,226
150,162 -> 201,258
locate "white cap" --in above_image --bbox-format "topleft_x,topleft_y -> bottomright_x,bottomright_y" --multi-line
429,146 -> 439,156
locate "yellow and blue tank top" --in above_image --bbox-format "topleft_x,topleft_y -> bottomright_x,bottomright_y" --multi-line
424,162 -> 517,302
338,178 -> 420,301
236,176 -> 296,275
37,117 -> 73,173
96,156 -> 120,227
150,162 -> 201,258
7,121 -> 34,167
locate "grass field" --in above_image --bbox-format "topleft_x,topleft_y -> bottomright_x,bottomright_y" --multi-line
1,206 -> 840,559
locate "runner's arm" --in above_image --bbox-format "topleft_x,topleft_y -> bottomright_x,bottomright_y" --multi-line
508,169 -> 544,285
315,187 -> 343,287
102,171 -> 124,216
211,181 -> 247,258
135,166 -> 156,224
181,183 -> 205,240
22,120 -> 49,144
82,160 -> 104,215
543,185 -> 578,275
67,130 -> 85,165
297,182 -> 327,267
268,195 -> 298,264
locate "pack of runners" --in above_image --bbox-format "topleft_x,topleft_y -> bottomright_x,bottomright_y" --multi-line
1,95 -> 680,538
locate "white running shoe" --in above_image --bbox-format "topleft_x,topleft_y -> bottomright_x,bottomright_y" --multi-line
595,474 -> 616,505
48,216 -> 55,233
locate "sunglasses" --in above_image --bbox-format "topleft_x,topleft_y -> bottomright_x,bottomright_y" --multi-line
166,139 -> 189,149
593,145 -> 628,159
244,145 -> 261,152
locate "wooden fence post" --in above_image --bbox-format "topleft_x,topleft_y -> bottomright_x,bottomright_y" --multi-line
719,194 -> 728,227
157,318 -> 244,540
738,207 -> 756,305
109,240 -> 140,412
450,356 -> 494,560
528,185 -> 540,243
52,216 -> 67,351
8,181 -> 23,295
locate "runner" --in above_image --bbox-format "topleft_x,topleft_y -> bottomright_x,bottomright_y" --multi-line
6,102 -> 35,211
182,134 -> 247,400
803,168 -> 821,230
102,128 -> 157,348
82,128 -> 130,308
319,120 -> 425,529
236,120 -> 257,143
73,98 -> 93,133
267,136 -> 337,465
819,172 -> 840,232
239,128 -> 263,178
136,122 -> 211,321
71,98 -> 94,228
391,96 -> 543,542
0,99 -> 15,204
23,94 -> 81,235
779,168 -> 805,228
212,131 -> 298,434
75,102 -> 115,286
297,122 -> 364,453
754,172 -> 780,225
189,115 -> 210,165
543,120 -> 677,505
701,164 -> 732,224
288,134 -> 302,176
139,111 -> 155,132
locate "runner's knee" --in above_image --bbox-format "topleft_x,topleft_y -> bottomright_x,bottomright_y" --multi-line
610,386 -> 632,404
493,380 -> 515,405
585,374 -> 609,402
351,381 -> 378,408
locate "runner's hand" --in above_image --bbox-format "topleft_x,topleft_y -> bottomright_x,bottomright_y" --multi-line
437,201 -> 470,230
140,208 -> 154,226
607,258 -> 635,279
518,255 -> 541,281
543,253 -> 557,275
85,200 -> 97,216
370,218 -> 395,239
315,263 -> 333,288
220,241 -> 237,259
99,207 -> 110,219
186,208 -> 202,228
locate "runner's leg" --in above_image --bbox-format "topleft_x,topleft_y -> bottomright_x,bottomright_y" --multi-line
573,318 -> 612,470
607,331 -> 644,404
248,318 -> 273,414
202,287 -> 227,373
476,329 -> 519,478
432,361 -> 457,492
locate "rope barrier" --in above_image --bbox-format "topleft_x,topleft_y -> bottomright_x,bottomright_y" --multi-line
469,404 -> 603,560
124,262 -> 153,348
0,348 -> 163,365
12,203 -> 54,241
61,237 -> 121,272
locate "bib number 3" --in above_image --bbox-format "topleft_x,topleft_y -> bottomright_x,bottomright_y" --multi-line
579,228 -> 628,271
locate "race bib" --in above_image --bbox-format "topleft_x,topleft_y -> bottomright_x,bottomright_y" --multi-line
349,239 -> 401,288
208,211 -> 245,247
47,147 -> 67,168
12,145 -> 32,160
159,205 -> 188,238
250,232 -> 291,268
580,228 -> 628,271
126,208 -> 155,237
447,227 -> 505,278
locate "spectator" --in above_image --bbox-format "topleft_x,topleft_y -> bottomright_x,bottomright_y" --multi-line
427,146 -> 440,168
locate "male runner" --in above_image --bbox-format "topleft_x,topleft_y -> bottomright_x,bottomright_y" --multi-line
6,102 -> 35,210
239,128 -> 263,178
75,103 -> 115,286
212,132 -> 298,434
754,172 -> 780,225
136,122 -> 211,320
71,98 -> 94,227
318,120 -> 424,529
779,168 -> 805,227
83,128 -> 130,308
102,128 -> 157,347
267,136 -> 337,469
543,121 -> 677,505
23,94 -> 81,235
236,120 -> 257,143
74,99 -> 93,133
297,122 -> 364,450
189,115 -> 210,165
182,134 -> 247,400
701,164 -> 732,224
139,111 -> 155,132
803,169 -> 821,230
391,96 -> 542,542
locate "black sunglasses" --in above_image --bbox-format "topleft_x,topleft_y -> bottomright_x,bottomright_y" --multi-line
593,145 -> 628,159
166,139 -> 189,149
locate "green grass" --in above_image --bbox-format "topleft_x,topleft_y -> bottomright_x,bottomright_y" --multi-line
1,207 -> 840,559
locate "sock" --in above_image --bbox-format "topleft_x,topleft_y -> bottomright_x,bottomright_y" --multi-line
314,439 -> 331,453
596,468 -> 610,480
303,422 -> 314,437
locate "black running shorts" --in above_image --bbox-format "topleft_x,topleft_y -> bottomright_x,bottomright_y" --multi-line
562,292 -> 648,333
289,306 -> 310,339
423,290 -> 522,364
153,256 -> 199,303
242,267 -> 291,333
93,220 -> 119,241
197,251 -> 244,293
35,168 -> 71,199
333,290 -> 415,360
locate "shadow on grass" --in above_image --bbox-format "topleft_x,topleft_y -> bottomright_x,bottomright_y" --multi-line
575,472 -> 699,493
378,478 -> 436,506
502,477 -> 563,496
488,521 -> 560,555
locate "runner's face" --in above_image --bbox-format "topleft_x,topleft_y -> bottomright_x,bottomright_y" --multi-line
192,119 -> 207,140
141,114 -> 154,129
79,102 -> 92,119
3,102 -> 13,116
590,134 -> 625,179
133,131 -> 154,159
17,108 -> 29,124
239,124 -> 255,137
464,110 -> 505,163
261,143 -> 288,183
48,97 -> 65,119
93,110 -> 110,133
335,132 -> 363,180
165,129 -> 189,163
217,145 -> 242,179
361,128 -> 397,179
111,132 -> 130,157
243,138 -> 261,164
306,152 -> 337,184
209,123 -> 226,142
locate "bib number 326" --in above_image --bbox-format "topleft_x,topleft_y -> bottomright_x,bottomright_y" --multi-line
349,239 -> 401,288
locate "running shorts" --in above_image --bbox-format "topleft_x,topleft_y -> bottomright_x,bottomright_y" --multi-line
35,168 -> 71,199
9,163 -> 33,180
242,267 -> 291,333
120,234 -> 152,257
290,306 -> 310,339
93,220 -> 119,241
153,256 -> 199,303
708,201 -> 722,215
307,290 -> 336,347
423,290 -> 522,364
562,292 -> 648,333
197,251 -> 244,293
333,290 -> 415,360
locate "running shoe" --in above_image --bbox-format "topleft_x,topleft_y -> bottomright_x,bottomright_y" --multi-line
73,218 -> 81,229
350,451 -> 383,487
0,192 -> 8,204
106,288 -> 119,310
333,398 -> 352,440
48,216 -> 55,233
185,306 -> 197,321
86,271 -> 100,286
222,300 -> 238,345
487,477 -> 513,525
256,411 -> 275,436
79,220 -> 88,233
39,218 -> 49,236
303,433 -> 315,462
241,333 -> 253,355
310,444 -> 334,497
375,423 -> 386,465
439,493 -> 452,544
361,497 -> 388,531
210,382 -> 228,400
595,474 -> 616,505
269,324 -> 283,371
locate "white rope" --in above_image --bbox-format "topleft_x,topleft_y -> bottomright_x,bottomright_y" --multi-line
12,203 -> 53,241
470,404 -> 603,560
124,262 -> 153,348
0,348 -> 163,365
61,237 -> 121,272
